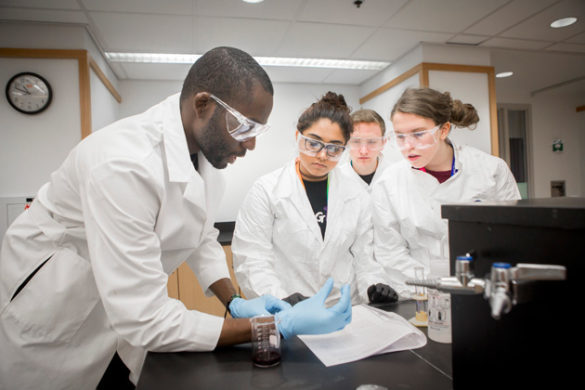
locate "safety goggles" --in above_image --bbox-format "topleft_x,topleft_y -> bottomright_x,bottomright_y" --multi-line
210,94 -> 270,142
347,136 -> 386,152
298,133 -> 346,161
389,124 -> 441,150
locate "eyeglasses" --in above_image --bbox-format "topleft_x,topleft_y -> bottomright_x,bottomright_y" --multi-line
389,125 -> 441,150
298,133 -> 346,161
210,94 -> 270,142
348,136 -> 386,152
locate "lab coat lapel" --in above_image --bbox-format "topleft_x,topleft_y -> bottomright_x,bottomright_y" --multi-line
407,164 -> 447,238
160,94 -> 207,217
275,161 -> 323,242
323,167 -> 360,243
196,153 -> 225,222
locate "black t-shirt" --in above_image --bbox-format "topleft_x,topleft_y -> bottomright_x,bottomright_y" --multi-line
302,178 -> 328,239
190,153 -> 199,171
359,171 -> 375,185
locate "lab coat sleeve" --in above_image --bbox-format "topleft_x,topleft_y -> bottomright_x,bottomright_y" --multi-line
232,181 -> 288,299
495,158 -> 522,200
81,160 -> 223,352
371,183 -> 421,298
349,196 -> 388,302
185,222 -> 230,297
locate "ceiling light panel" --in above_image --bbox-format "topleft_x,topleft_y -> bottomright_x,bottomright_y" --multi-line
550,17 -> 578,28
105,52 -> 390,70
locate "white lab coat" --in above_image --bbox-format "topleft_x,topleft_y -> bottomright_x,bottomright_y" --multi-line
339,153 -> 390,193
232,160 -> 387,305
371,142 -> 521,297
0,94 -> 229,390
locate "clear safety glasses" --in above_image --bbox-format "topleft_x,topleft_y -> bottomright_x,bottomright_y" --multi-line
389,124 -> 441,151
210,94 -> 270,142
347,136 -> 386,152
298,133 -> 346,161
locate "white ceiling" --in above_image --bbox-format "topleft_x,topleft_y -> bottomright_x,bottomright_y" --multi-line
1,0 -> 584,94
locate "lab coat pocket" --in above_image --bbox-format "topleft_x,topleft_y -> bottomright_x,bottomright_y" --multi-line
2,247 -> 99,344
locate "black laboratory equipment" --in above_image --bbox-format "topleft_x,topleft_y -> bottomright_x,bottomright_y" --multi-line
440,197 -> 583,389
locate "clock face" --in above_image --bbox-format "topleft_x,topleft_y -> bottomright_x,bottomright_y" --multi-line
5,72 -> 53,115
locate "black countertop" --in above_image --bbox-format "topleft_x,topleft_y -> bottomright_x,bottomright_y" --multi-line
136,301 -> 452,390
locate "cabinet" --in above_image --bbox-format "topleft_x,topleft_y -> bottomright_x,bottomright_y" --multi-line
166,245 -> 242,317
442,197 -> 584,389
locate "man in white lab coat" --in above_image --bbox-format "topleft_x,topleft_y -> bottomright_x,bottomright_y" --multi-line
0,47 -> 352,390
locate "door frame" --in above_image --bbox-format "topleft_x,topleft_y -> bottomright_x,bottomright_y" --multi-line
497,103 -> 534,199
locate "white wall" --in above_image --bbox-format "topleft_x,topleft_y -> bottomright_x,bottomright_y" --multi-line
118,79 -> 182,119
493,48 -> 585,198
0,22 -> 121,197
428,70 -> 492,155
0,21 -> 85,50
0,57 -> 80,196
90,70 -> 119,131
530,88 -> 584,197
0,22 -> 121,239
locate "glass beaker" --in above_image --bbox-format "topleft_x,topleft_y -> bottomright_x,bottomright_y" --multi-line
250,315 -> 281,368
413,266 -> 428,326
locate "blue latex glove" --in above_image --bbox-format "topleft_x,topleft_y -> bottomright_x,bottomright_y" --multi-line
229,295 -> 291,319
274,278 -> 352,339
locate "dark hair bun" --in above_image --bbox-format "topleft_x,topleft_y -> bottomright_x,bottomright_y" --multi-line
319,91 -> 350,113
296,91 -> 353,141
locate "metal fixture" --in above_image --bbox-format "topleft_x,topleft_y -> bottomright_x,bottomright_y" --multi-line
406,255 -> 567,319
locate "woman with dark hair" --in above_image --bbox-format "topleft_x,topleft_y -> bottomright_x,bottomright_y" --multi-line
233,92 -> 396,307
372,87 -> 520,298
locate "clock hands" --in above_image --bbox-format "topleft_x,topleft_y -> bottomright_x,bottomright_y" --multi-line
31,84 -> 46,94
14,85 -> 31,95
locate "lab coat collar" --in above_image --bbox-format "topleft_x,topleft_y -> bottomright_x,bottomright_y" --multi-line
327,166 -> 363,204
346,152 -> 388,190
160,93 -> 196,183
274,159 -> 362,242
409,139 -> 464,181
274,160 -> 321,239
159,94 -> 214,214
450,140 -> 464,174
405,139 -> 468,208
273,159 -> 361,204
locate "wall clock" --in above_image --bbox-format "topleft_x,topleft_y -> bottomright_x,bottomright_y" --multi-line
5,72 -> 53,114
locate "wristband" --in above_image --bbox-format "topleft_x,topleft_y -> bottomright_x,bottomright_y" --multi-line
225,294 -> 242,317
